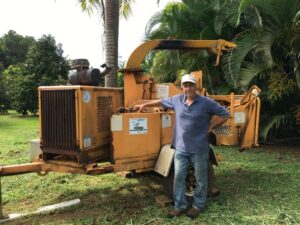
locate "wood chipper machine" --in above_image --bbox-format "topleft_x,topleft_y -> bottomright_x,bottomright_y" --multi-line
0,39 -> 261,204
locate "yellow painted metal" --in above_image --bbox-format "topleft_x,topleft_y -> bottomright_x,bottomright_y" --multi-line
86,159 -> 156,175
112,113 -> 161,162
210,85 -> 261,148
38,85 -> 123,163
120,65 -> 260,150
111,112 -> 175,164
255,98 -> 261,146
123,71 -> 202,108
0,162 -> 43,176
125,39 -> 236,69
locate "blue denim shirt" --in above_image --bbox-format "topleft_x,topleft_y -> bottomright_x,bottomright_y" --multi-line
161,94 -> 229,154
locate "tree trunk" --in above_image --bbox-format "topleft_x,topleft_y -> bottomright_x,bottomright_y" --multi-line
104,0 -> 119,87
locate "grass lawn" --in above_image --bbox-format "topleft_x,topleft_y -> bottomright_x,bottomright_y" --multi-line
0,112 -> 299,225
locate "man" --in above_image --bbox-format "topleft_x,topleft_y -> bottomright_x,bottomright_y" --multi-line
134,74 -> 229,219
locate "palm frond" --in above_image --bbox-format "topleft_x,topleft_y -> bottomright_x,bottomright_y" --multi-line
270,0 -> 300,28
294,62 -> 300,90
199,25 -> 218,39
145,2 -> 191,39
222,29 -> 258,86
259,114 -> 289,141
145,11 -> 163,38
236,0 -> 254,26
242,6 -> 263,28
294,9 -> 300,23
214,0 -> 240,33
145,26 -> 171,40
239,61 -> 266,86
295,69 -> 300,90
79,0 -> 101,16
255,29 -> 276,67
119,0 -> 135,20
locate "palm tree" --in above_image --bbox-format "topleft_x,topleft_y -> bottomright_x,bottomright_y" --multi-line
78,0 -> 135,87
218,0 -> 300,140
219,0 -> 300,90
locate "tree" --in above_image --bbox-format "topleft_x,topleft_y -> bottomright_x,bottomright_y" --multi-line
25,35 -> 70,86
78,0 -> 135,87
0,30 -> 35,68
0,30 -> 36,113
3,35 -> 70,115
3,64 -> 36,115
104,0 -> 120,87
0,64 -> 9,113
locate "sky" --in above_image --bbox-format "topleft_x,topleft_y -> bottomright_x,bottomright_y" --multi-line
0,0 -> 178,68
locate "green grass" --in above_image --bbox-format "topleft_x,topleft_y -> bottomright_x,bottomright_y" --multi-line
0,111 -> 39,164
0,112 -> 299,225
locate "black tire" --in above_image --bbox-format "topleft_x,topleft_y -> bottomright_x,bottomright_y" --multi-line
162,165 -> 194,203
162,165 -> 174,199
162,162 -> 216,199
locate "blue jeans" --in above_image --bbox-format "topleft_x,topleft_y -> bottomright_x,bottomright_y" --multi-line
173,150 -> 208,210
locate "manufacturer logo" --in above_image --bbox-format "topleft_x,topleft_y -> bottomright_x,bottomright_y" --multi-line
214,125 -> 232,135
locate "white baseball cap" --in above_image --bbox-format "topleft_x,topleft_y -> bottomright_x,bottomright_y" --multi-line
181,74 -> 196,85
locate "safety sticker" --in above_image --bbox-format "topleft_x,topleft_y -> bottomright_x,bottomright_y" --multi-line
83,136 -> 91,148
82,90 -> 91,103
162,114 -> 171,128
111,114 -> 123,131
234,112 -> 245,124
156,84 -> 169,99
129,118 -> 147,135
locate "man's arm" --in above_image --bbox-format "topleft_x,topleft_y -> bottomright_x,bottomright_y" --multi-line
134,99 -> 162,112
208,115 -> 229,133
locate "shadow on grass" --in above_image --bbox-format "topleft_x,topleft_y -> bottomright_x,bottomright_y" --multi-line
3,172 -> 165,225
9,114 -> 38,119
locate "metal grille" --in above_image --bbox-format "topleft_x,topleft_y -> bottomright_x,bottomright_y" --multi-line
97,96 -> 113,133
40,90 -> 77,151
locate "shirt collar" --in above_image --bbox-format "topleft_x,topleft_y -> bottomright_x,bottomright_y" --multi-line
182,94 -> 201,104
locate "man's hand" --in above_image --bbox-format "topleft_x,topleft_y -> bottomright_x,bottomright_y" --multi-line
208,116 -> 229,133
133,104 -> 146,112
133,99 -> 162,113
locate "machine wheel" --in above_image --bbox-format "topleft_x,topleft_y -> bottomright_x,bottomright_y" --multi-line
162,165 -> 195,200
162,162 -> 217,199
162,164 -> 174,199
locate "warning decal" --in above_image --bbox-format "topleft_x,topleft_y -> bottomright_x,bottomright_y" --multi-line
129,118 -> 147,135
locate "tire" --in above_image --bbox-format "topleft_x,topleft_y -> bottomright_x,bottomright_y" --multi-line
162,162 -> 216,199
162,164 -> 174,199
162,164 -> 195,201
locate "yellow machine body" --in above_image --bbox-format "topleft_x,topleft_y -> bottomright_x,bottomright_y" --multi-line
210,86 -> 261,148
38,85 -> 123,164
0,39 -> 260,176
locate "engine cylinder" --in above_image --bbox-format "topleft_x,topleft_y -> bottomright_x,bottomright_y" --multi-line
68,68 -> 101,86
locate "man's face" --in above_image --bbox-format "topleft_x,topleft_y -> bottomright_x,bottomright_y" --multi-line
182,82 -> 196,98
